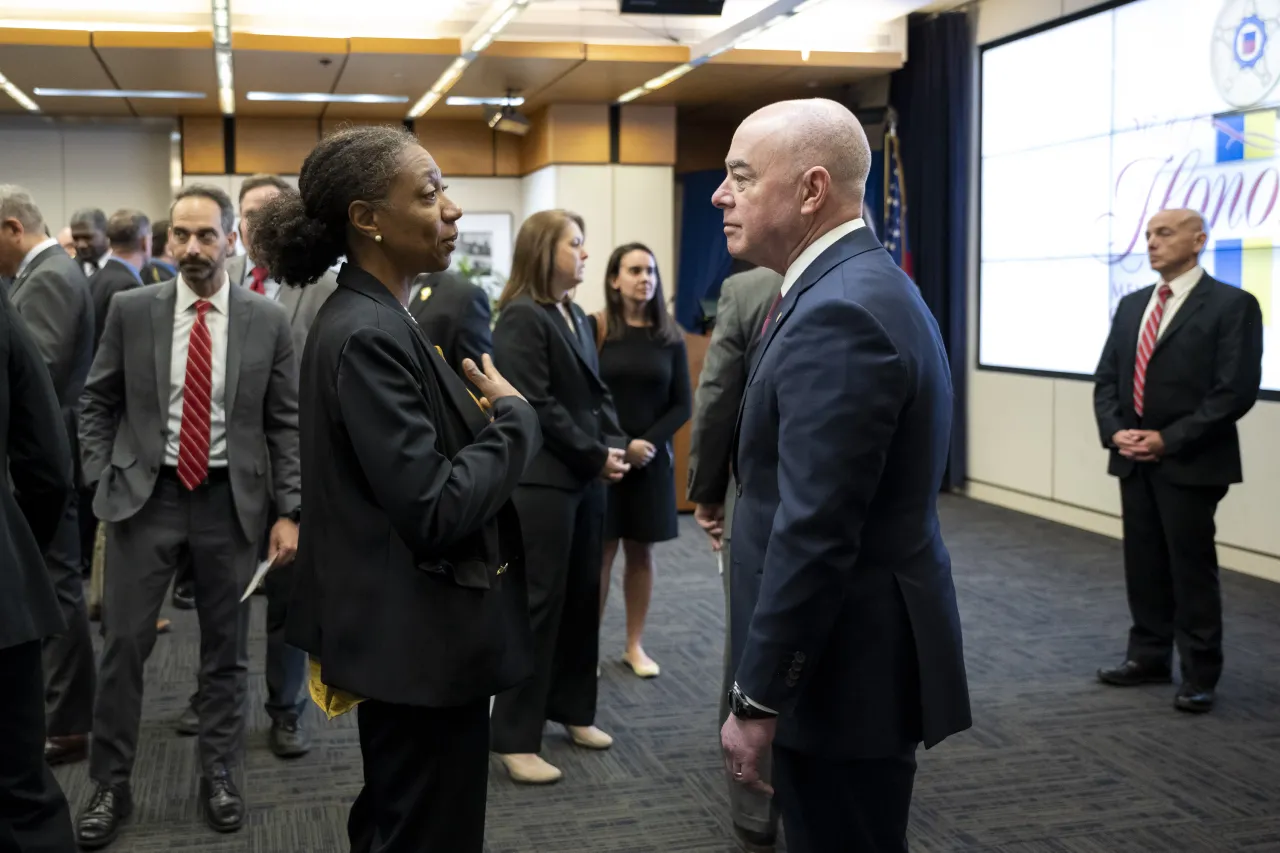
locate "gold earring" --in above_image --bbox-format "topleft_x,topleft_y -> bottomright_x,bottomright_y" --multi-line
374,234 -> 382,243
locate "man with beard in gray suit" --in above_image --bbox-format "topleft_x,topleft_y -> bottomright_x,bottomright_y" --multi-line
171,174 -> 335,758
0,185 -> 97,770
74,185 -> 301,848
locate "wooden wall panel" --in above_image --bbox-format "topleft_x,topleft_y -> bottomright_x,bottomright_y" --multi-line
181,116 -> 225,174
235,118 -> 319,174
518,107 -> 552,175
676,117 -> 737,174
519,104 -> 609,173
619,104 -> 676,166
495,132 -> 522,176
320,117 -> 403,136
415,121 -> 496,177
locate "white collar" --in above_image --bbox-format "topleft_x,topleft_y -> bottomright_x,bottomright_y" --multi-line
16,238 -> 59,280
781,218 -> 866,296
176,272 -> 231,316
1160,264 -> 1203,298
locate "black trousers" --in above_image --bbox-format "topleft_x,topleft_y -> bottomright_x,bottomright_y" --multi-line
348,698 -> 490,853
42,499 -> 95,738
1121,467 -> 1228,688
491,483 -> 603,754
0,640 -> 76,853
772,744 -> 917,853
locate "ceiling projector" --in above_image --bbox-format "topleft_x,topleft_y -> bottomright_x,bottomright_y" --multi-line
485,104 -> 530,136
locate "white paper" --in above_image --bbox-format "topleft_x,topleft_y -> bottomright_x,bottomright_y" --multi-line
717,550 -> 724,577
240,557 -> 276,603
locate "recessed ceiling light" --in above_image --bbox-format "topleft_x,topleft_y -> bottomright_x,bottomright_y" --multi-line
445,96 -> 525,106
33,88 -> 206,99
246,92 -> 409,104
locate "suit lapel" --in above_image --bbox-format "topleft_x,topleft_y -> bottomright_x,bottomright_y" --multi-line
151,282 -> 177,418
225,284 -> 253,416
278,284 -> 304,324
545,302 -> 601,380
10,245 -> 63,299
404,309 -> 490,437
226,255 -> 247,288
1152,275 -> 1209,355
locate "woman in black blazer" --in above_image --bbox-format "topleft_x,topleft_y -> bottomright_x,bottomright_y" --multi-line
253,126 -> 542,852
490,210 -> 629,784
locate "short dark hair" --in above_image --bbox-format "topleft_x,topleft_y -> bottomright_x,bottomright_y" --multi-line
238,174 -> 292,205
70,207 -> 107,233
170,185 -> 234,235
106,209 -> 150,251
151,219 -> 169,256
253,125 -> 418,286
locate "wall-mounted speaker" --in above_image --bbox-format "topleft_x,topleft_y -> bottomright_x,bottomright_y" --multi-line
619,0 -> 725,15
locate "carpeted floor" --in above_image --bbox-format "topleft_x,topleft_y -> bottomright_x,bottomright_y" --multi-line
52,495 -> 1280,852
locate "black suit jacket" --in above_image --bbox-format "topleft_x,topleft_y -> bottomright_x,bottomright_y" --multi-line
492,295 -> 626,490
731,226 -> 971,759
88,257 -> 142,351
1094,272 -> 1263,485
0,287 -> 74,650
286,264 -> 542,708
409,271 -> 492,391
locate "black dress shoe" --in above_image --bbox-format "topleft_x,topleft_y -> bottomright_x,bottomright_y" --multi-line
1175,683 -> 1215,713
172,585 -> 195,610
45,734 -> 88,766
200,766 -> 245,833
76,782 -> 132,850
732,824 -> 776,853
1097,660 -> 1173,686
175,705 -> 199,737
269,715 -> 312,759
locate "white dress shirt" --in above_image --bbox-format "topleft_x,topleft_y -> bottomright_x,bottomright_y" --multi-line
1137,264 -> 1203,347
780,218 -> 867,297
165,274 -> 231,469
240,255 -> 282,301
16,237 -> 59,280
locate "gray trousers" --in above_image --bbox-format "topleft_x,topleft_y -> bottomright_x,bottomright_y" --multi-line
90,473 -> 256,786
720,537 -> 779,840
43,499 -> 96,737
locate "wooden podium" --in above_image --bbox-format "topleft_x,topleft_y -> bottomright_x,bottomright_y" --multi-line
672,330 -> 711,513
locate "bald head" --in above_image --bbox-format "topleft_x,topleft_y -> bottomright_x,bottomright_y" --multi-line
713,99 -> 871,273
1146,207 -> 1207,279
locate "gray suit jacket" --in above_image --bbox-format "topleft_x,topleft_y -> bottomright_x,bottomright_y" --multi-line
686,267 -> 782,540
9,244 -> 95,414
227,254 -> 338,366
78,279 -> 301,541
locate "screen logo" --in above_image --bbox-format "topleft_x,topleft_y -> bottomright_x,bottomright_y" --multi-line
1213,0 -> 1280,106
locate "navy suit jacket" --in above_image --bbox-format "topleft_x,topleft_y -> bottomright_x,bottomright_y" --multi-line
730,225 -> 971,759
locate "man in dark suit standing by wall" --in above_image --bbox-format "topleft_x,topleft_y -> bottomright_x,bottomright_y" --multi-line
70,209 -> 110,280
712,99 -> 971,853
687,265 -> 781,853
89,211 -> 150,350
168,175 -> 332,759
410,269 -> 493,390
0,185 -> 97,770
1093,208 -> 1263,714
74,185 -> 301,847
0,286 -> 78,853
140,219 -> 177,284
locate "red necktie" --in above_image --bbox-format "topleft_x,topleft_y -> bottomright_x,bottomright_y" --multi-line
177,300 -> 213,490
250,265 -> 268,295
761,291 -> 783,335
1132,284 -> 1172,418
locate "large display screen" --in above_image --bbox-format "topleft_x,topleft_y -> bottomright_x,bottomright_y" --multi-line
979,0 -> 1280,396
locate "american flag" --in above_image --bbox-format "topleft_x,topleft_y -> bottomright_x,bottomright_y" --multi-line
884,110 -> 912,277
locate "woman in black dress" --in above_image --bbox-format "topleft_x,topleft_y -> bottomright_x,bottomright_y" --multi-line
589,243 -> 690,678
490,210 -> 630,785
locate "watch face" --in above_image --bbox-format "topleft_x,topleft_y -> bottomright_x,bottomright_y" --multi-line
1212,0 -> 1280,108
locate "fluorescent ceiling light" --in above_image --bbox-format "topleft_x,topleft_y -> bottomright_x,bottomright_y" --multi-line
212,0 -> 234,116
0,20 -> 199,32
34,87 -> 205,98
409,0 -> 529,119
247,91 -> 408,104
445,95 -> 524,107
0,68 -> 39,112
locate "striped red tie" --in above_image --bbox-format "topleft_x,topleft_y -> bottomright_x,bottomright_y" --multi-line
761,291 -> 782,335
1132,284 -> 1172,418
176,300 -> 213,490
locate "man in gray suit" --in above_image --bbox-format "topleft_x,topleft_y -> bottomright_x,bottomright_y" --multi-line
687,265 -> 783,853
74,185 -> 301,848
173,174 -> 334,758
0,185 -> 97,770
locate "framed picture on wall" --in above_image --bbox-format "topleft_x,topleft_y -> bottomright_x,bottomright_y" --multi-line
451,212 -> 513,305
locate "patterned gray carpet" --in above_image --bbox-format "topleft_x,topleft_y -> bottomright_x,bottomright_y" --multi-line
52,495 -> 1280,852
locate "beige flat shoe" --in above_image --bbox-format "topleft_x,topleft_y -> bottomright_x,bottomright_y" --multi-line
498,753 -> 562,784
566,725 -> 613,750
623,651 -> 660,679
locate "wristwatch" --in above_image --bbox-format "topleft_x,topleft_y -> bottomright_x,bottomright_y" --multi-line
728,683 -> 777,720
